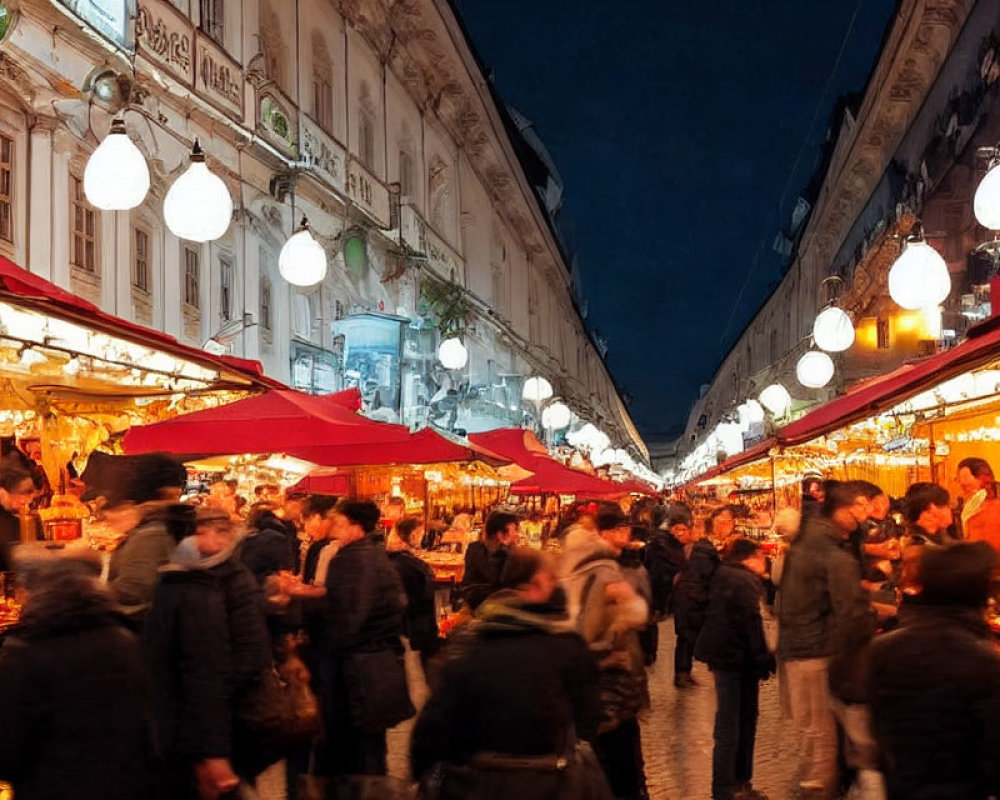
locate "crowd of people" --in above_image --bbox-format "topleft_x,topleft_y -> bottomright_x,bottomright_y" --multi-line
0,450 -> 999,800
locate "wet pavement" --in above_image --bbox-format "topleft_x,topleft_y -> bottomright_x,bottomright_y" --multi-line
387,618 -> 803,800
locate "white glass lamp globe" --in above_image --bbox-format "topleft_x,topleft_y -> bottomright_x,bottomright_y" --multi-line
437,337 -> 468,370
759,383 -> 791,417
975,163 -> 1000,230
813,306 -> 855,352
541,400 -> 571,430
797,350 -> 835,389
164,140 -> 233,243
737,399 -> 765,427
888,240 -> 950,310
522,376 -> 553,404
84,119 -> 149,210
279,219 -> 327,287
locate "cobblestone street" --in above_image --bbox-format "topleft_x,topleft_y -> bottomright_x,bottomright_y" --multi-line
388,618 -> 802,799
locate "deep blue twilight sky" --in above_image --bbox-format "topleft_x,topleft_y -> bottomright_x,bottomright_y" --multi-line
454,0 -> 899,441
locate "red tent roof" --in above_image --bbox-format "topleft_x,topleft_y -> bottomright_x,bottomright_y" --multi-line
0,256 -> 281,388
470,428 -> 633,497
780,317 -> 1000,446
123,389 -> 491,466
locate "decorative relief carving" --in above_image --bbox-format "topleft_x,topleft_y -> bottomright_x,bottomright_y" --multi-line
197,33 -> 243,119
136,0 -> 193,86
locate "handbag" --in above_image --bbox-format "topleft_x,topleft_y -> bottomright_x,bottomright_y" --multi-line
342,648 -> 416,733
237,660 -> 320,749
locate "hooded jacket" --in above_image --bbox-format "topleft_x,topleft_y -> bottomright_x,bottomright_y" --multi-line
0,576 -> 156,800
410,590 -> 601,786
143,535 -> 271,770
694,562 -> 770,674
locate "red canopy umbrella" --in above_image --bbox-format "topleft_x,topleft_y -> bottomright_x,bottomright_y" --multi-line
509,461 -> 628,497
287,468 -> 352,496
123,389 -> 495,466
123,389 -> 413,459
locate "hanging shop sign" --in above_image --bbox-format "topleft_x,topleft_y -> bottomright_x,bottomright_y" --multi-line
346,158 -> 391,228
135,0 -> 193,86
196,32 -> 243,120
333,313 -> 405,416
57,0 -> 134,51
300,117 -> 347,194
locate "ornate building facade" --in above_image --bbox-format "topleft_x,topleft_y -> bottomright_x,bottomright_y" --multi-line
0,0 -> 646,457
675,0 -> 1000,477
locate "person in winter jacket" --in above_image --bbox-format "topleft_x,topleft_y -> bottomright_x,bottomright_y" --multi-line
956,458 -> 1000,552
411,547 -> 613,800
107,453 -> 188,628
143,505 -> 273,798
0,456 -> 36,572
562,502 -> 650,800
388,516 -> 440,664
695,538 -> 774,800
461,510 -> 519,609
674,515 -> 721,688
239,505 -> 296,586
643,508 -> 688,622
319,498 -> 411,778
777,480 -> 875,799
867,542 -> 1000,800
0,547 -> 156,800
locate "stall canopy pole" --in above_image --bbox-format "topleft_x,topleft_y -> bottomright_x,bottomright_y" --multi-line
929,422 -> 938,484
770,455 -> 777,515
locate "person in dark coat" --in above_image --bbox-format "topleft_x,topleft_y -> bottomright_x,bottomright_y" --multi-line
388,516 -> 440,664
0,548 -> 156,800
777,480 -> 875,799
643,509 -> 688,622
239,505 -> 296,586
867,541 -> 1000,800
319,499 -> 411,778
144,505 -> 273,797
461,510 -> 519,609
411,547 -> 613,800
674,515 -> 720,688
0,456 -> 36,571
695,538 -> 774,800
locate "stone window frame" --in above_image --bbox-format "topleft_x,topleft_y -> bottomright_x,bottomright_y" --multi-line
69,174 -> 99,275
219,253 -> 233,322
0,133 -> 13,246
131,224 -> 151,293
183,244 -> 201,310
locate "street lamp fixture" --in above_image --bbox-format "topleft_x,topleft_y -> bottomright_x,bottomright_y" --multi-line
887,225 -> 950,311
84,119 -> 149,210
279,217 -> 328,287
796,350 -> 835,389
164,139 -> 233,243
812,306 -> 855,352
437,337 -> 468,370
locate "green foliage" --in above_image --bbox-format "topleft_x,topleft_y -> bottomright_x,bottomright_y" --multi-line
419,278 -> 469,337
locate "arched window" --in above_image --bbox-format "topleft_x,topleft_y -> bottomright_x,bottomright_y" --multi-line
258,0 -> 285,91
311,32 -> 333,132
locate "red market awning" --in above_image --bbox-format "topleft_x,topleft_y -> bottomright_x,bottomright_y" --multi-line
287,468 -> 352,496
123,389 -> 495,467
0,256 -> 280,389
779,316 -> 1000,447
469,428 -> 629,497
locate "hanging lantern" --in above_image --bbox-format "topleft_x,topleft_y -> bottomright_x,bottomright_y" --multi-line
796,350 -> 835,389
812,306 -> 855,352
437,337 -> 468,370
522,376 -> 553,404
974,162 -> 1000,230
541,400 -> 571,430
279,218 -> 327,287
163,139 -> 233,242
759,383 -> 791,417
737,399 -> 765,428
887,237 -> 950,310
84,119 -> 150,210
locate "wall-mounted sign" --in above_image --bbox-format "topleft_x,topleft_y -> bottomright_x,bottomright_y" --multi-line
259,90 -> 296,155
57,0 -> 134,51
196,32 -> 242,119
290,341 -> 339,395
300,118 -> 346,193
346,158 -> 390,228
424,225 -> 465,285
135,0 -> 193,86
333,313 -> 405,415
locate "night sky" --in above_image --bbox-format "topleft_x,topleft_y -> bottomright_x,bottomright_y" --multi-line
454,0 -> 898,441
